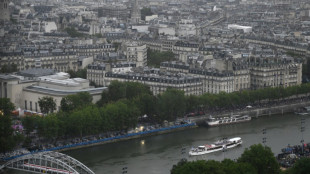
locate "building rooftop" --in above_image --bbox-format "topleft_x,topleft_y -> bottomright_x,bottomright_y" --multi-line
18,68 -> 56,77
24,85 -> 107,96
105,71 -> 201,84
0,74 -> 19,81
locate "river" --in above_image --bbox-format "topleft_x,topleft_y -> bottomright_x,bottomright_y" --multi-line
7,113 -> 310,174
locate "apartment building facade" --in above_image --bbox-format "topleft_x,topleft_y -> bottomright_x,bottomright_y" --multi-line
104,72 -> 203,96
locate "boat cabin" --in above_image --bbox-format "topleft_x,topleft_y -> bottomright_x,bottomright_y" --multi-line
198,146 -> 205,149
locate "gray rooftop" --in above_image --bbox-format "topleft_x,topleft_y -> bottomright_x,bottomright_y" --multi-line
18,68 -> 56,77
24,86 -> 107,96
0,74 -> 19,81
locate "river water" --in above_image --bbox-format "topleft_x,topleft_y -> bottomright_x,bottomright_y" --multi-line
8,113 -> 310,174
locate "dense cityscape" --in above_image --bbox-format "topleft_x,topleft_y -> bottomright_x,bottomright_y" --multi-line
1,0 -> 310,173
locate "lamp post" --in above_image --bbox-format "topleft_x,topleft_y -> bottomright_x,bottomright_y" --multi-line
222,137 -> 228,160
122,166 -> 128,174
301,117 -> 305,155
262,128 -> 267,146
181,146 -> 186,162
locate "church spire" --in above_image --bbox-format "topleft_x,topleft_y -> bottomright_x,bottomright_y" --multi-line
131,0 -> 141,24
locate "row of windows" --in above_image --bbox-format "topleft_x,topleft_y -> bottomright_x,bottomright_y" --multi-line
24,100 -> 38,112
2,3 -> 7,9
0,83 -> 7,98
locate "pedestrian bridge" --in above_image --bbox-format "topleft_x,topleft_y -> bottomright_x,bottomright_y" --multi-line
4,151 -> 95,174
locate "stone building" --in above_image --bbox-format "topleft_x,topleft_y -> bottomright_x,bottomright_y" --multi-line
74,44 -> 114,57
161,61 -> 235,94
104,71 -> 202,96
98,5 -> 129,21
248,57 -> 302,89
130,0 -> 141,24
0,0 -> 10,21
0,69 -> 106,113
88,62 -> 203,96
160,56 -> 301,94
0,51 -> 78,72
94,52 -> 127,64
189,69 -> 235,94
160,61 -> 190,73
87,62 -> 136,86
122,42 -> 147,67
173,41 -> 200,61
161,39 -> 177,52
232,64 -> 251,91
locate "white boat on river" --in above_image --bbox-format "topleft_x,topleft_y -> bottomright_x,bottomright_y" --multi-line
206,115 -> 251,126
189,137 -> 242,156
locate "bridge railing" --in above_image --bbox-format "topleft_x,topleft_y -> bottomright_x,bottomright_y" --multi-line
5,151 -> 94,174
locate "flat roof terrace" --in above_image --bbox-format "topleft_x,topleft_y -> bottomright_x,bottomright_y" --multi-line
24,85 -> 107,96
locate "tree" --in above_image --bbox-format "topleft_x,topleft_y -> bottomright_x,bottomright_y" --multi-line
133,93 -> 157,119
55,111 -> 70,137
97,90 -> 110,107
66,106 -> 101,137
107,81 -> 127,102
119,99 -> 141,129
200,93 -> 215,111
67,109 -> 86,137
264,88 -> 278,101
102,100 -> 140,131
38,96 -> 56,114
60,92 -> 93,112
99,106 -> 114,132
67,69 -> 87,79
0,100 -> 23,152
98,99 -> 141,131
147,49 -> 176,67
141,7 -> 153,20
65,27 -> 85,38
157,89 -> 186,121
82,106 -> 101,135
237,144 -> 280,174
0,114 -> 15,152
185,95 -> 201,113
0,64 -> 18,73
288,157 -> 310,174
97,81 -> 152,106
286,86 -> 298,97
22,115 -> 40,135
229,92 -> 241,108
302,58 -> 310,83
171,159 -> 257,174
93,33 -> 103,38
37,114 -> 60,139
217,92 -> 232,108
277,87 -> 288,100
240,90 -> 251,104
0,98 -> 15,116
298,84 -> 310,94
221,159 -> 257,174
171,159 -> 224,174
64,105 -> 103,137
127,82 -> 151,97
113,42 -> 121,51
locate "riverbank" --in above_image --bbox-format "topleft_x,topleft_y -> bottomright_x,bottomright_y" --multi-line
62,113 -> 310,174
228,100 -> 310,118
58,97 -> 310,153
2,123 -> 197,161
4,96 -> 310,162
59,123 -> 198,152
192,96 -> 310,125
